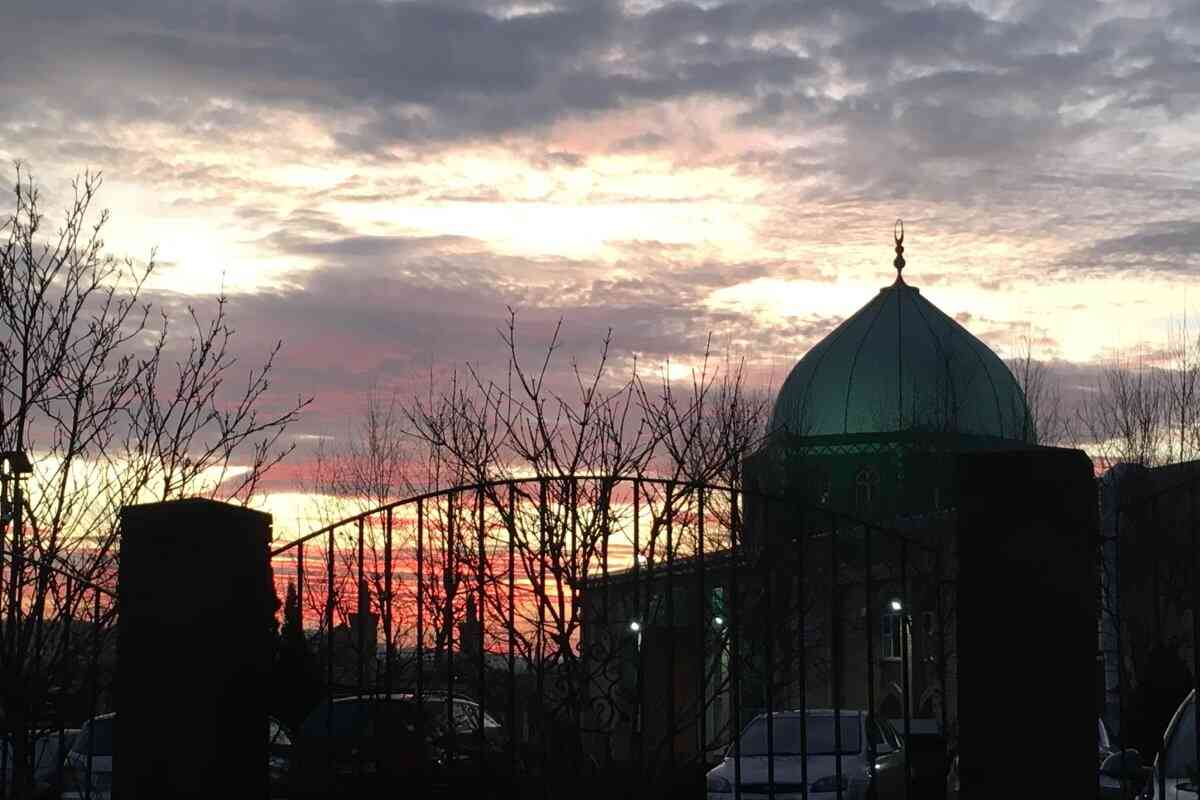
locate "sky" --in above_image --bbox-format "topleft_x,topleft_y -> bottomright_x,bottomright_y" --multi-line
4,0 -> 1200,535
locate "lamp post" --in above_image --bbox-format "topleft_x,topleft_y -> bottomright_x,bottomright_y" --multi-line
889,597 -> 913,792
0,450 -> 31,798
0,450 -> 32,525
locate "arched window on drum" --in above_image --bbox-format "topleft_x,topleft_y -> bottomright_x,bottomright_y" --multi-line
855,465 -> 880,515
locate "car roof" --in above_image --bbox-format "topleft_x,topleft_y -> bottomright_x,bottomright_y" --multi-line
751,709 -> 865,719
886,719 -> 942,735
329,692 -> 477,704
81,713 -> 279,724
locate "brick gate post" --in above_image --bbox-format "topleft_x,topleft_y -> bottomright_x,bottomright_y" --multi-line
116,498 -> 274,800
956,448 -> 1096,799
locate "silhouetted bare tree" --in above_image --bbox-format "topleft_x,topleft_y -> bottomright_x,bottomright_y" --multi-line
1007,330 -> 1069,446
0,164 -> 308,797
394,311 -> 772,779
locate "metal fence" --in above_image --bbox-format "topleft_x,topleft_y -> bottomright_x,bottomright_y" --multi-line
268,475 -> 957,799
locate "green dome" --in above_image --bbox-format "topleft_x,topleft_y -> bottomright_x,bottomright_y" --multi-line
771,277 -> 1033,442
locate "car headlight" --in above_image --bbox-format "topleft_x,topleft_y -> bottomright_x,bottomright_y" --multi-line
706,773 -> 733,793
810,774 -> 849,793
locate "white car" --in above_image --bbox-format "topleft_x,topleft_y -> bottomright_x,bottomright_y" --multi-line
706,709 -> 909,799
61,713 -> 292,799
1145,689 -> 1200,799
0,729 -> 79,798
60,713 -> 113,800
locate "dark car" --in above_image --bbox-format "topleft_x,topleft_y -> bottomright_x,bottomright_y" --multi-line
268,717 -> 293,797
887,718 -> 948,793
946,718 -> 1149,799
290,692 -> 518,799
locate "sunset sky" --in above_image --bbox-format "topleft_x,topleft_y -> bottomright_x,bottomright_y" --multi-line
5,0 -> 1199,537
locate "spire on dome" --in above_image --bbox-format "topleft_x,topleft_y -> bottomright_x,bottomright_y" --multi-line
893,219 -> 906,279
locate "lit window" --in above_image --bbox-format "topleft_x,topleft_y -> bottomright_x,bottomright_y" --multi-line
881,611 -> 903,660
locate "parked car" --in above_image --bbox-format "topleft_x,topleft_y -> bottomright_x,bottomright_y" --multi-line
887,718 -> 947,793
60,713 -> 293,799
60,713 -> 113,800
705,709 -> 909,799
945,718 -> 1148,799
1144,689 -> 1200,799
0,729 -> 79,798
1100,717 -> 1114,761
268,716 -> 294,797
1096,716 -> 1151,799
289,691 -> 517,799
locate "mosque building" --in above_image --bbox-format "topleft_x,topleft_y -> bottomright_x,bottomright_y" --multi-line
580,224 -> 1040,767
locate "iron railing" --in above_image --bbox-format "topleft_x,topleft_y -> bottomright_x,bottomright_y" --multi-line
268,474 -> 957,799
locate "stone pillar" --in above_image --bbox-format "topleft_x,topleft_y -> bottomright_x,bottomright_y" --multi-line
116,498 -> 273,800
955,448 -> 1096,799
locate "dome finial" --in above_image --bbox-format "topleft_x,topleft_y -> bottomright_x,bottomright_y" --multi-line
893,219 -> 906,279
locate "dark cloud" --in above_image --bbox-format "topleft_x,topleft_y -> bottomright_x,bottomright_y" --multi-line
1066,220 -> 1200,276
8,0 -> 1198,224
1,0 -> 817,148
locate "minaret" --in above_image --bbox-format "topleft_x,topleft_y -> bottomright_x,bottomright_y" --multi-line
349,578 -> 378,653
459,593 -> 483,659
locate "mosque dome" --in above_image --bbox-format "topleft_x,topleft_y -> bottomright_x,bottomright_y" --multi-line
770,223 -> 1033,443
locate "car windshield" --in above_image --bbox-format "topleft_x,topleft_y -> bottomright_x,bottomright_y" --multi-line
74,718 -> 114,757
424,700 -> 501,733
300,695 -> 436,743
738,714 -> 861,756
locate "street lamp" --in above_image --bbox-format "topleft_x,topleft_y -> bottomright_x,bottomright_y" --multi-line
0,450 -> 32,653
713,616 -> 725,628
629,619 -> 642,650
0,451 -> 32,525
0,452 -> 33,478
886,597 -> 914,789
